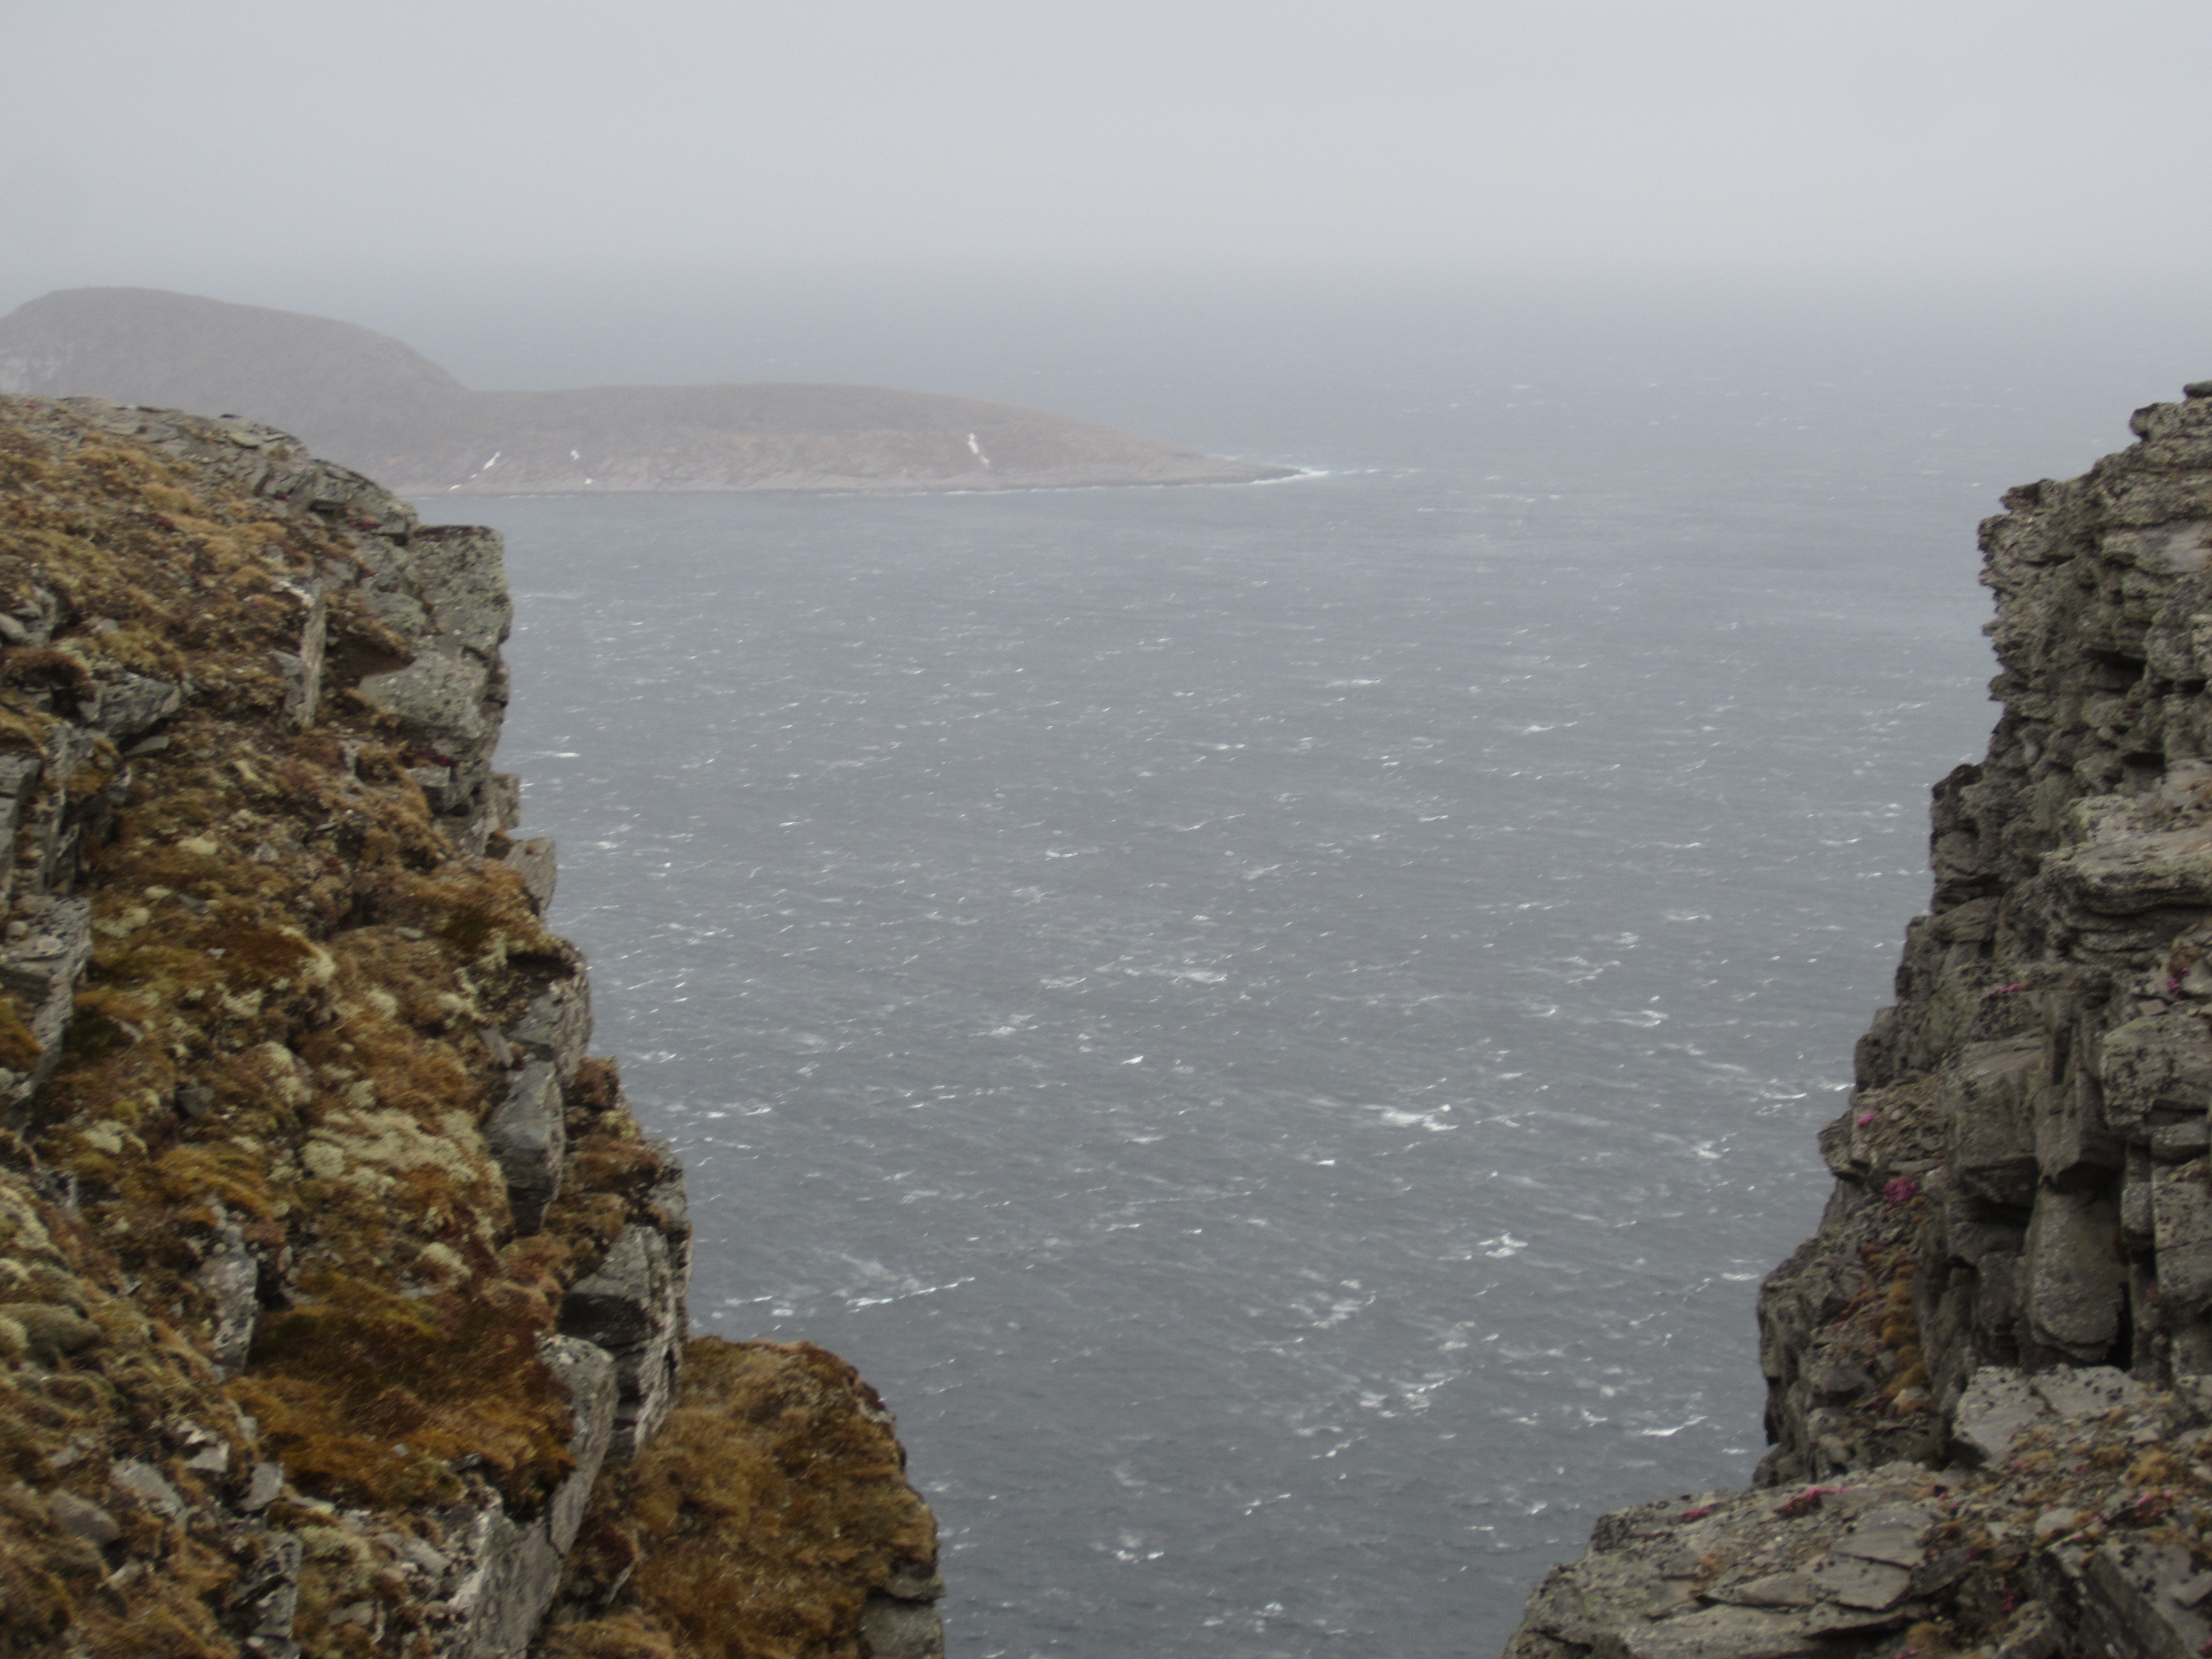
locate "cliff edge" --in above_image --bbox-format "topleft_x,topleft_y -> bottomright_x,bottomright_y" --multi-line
0,289 -> 1295,497
1503,384 -> 2212,1659
0,393 -> 943,1659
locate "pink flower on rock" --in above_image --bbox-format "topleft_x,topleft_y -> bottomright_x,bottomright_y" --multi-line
1856,1112 -> 1877,1128
1883,1177 -> 1920,1207
1773,1485 -> 1842,1518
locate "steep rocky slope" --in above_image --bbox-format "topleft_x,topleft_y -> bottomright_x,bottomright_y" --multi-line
0,393 -> 942,1659
1500,386 -> 2212,1657
0,289 -> 1293,496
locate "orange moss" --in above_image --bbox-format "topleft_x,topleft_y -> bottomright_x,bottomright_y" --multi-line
0,991 -> 43,1072
234,1269 -> 572,1514
545,1339 -> 937,1659
535,1612 -> 679,1659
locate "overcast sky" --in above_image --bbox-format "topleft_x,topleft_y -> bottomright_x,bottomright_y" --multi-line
5,0 -> 2209,314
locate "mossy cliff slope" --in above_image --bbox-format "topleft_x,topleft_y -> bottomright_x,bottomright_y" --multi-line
0,394 -> 942,1659
1503,385 -> 2212,1659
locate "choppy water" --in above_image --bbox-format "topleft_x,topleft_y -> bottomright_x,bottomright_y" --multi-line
450,288 -> 2183,1657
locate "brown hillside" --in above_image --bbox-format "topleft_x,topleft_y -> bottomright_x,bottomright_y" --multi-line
0,289 -> 1292,495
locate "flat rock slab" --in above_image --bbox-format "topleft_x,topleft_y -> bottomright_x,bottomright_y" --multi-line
1592,1604 -> 1830,1659
1708,1573 -> 1823,1610
1809,1556 -> 1912,1610
2033,1365 -> 2150,1419
1952,1368 -> 2051,1464
2083,1540 -> 2212,1659
1833,1526 -> 1931,1569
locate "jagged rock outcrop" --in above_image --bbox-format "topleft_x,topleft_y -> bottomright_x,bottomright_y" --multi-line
1503,383 -> 2212,1657
0,288 -> 1294,495
0,395 -> 943,1659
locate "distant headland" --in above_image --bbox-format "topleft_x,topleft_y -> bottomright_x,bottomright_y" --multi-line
0,286 -> 1296,496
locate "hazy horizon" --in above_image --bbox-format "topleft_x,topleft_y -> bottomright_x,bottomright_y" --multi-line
11,0 -> 2212,491
8,0 -> 2212,302
9,272 -> 2211,487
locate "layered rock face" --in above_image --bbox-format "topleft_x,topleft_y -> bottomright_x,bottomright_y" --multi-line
1503,387 -> 2212,1657
0,395 -> 942,1659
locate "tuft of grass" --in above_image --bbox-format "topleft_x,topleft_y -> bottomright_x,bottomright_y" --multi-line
0,992 -> 42,1072
2130,1447 -> 2187,1488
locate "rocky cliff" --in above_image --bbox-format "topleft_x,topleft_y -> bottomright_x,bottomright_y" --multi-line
0,393 -> 944,1659
1500,387 -> 2212,1658
0,289 -> 1293,496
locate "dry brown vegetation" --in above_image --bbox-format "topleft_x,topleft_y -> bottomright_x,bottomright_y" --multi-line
542,1339 -> 940,1659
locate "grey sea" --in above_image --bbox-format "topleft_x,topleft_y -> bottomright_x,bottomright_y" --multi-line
437,277 -> 2208,1658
